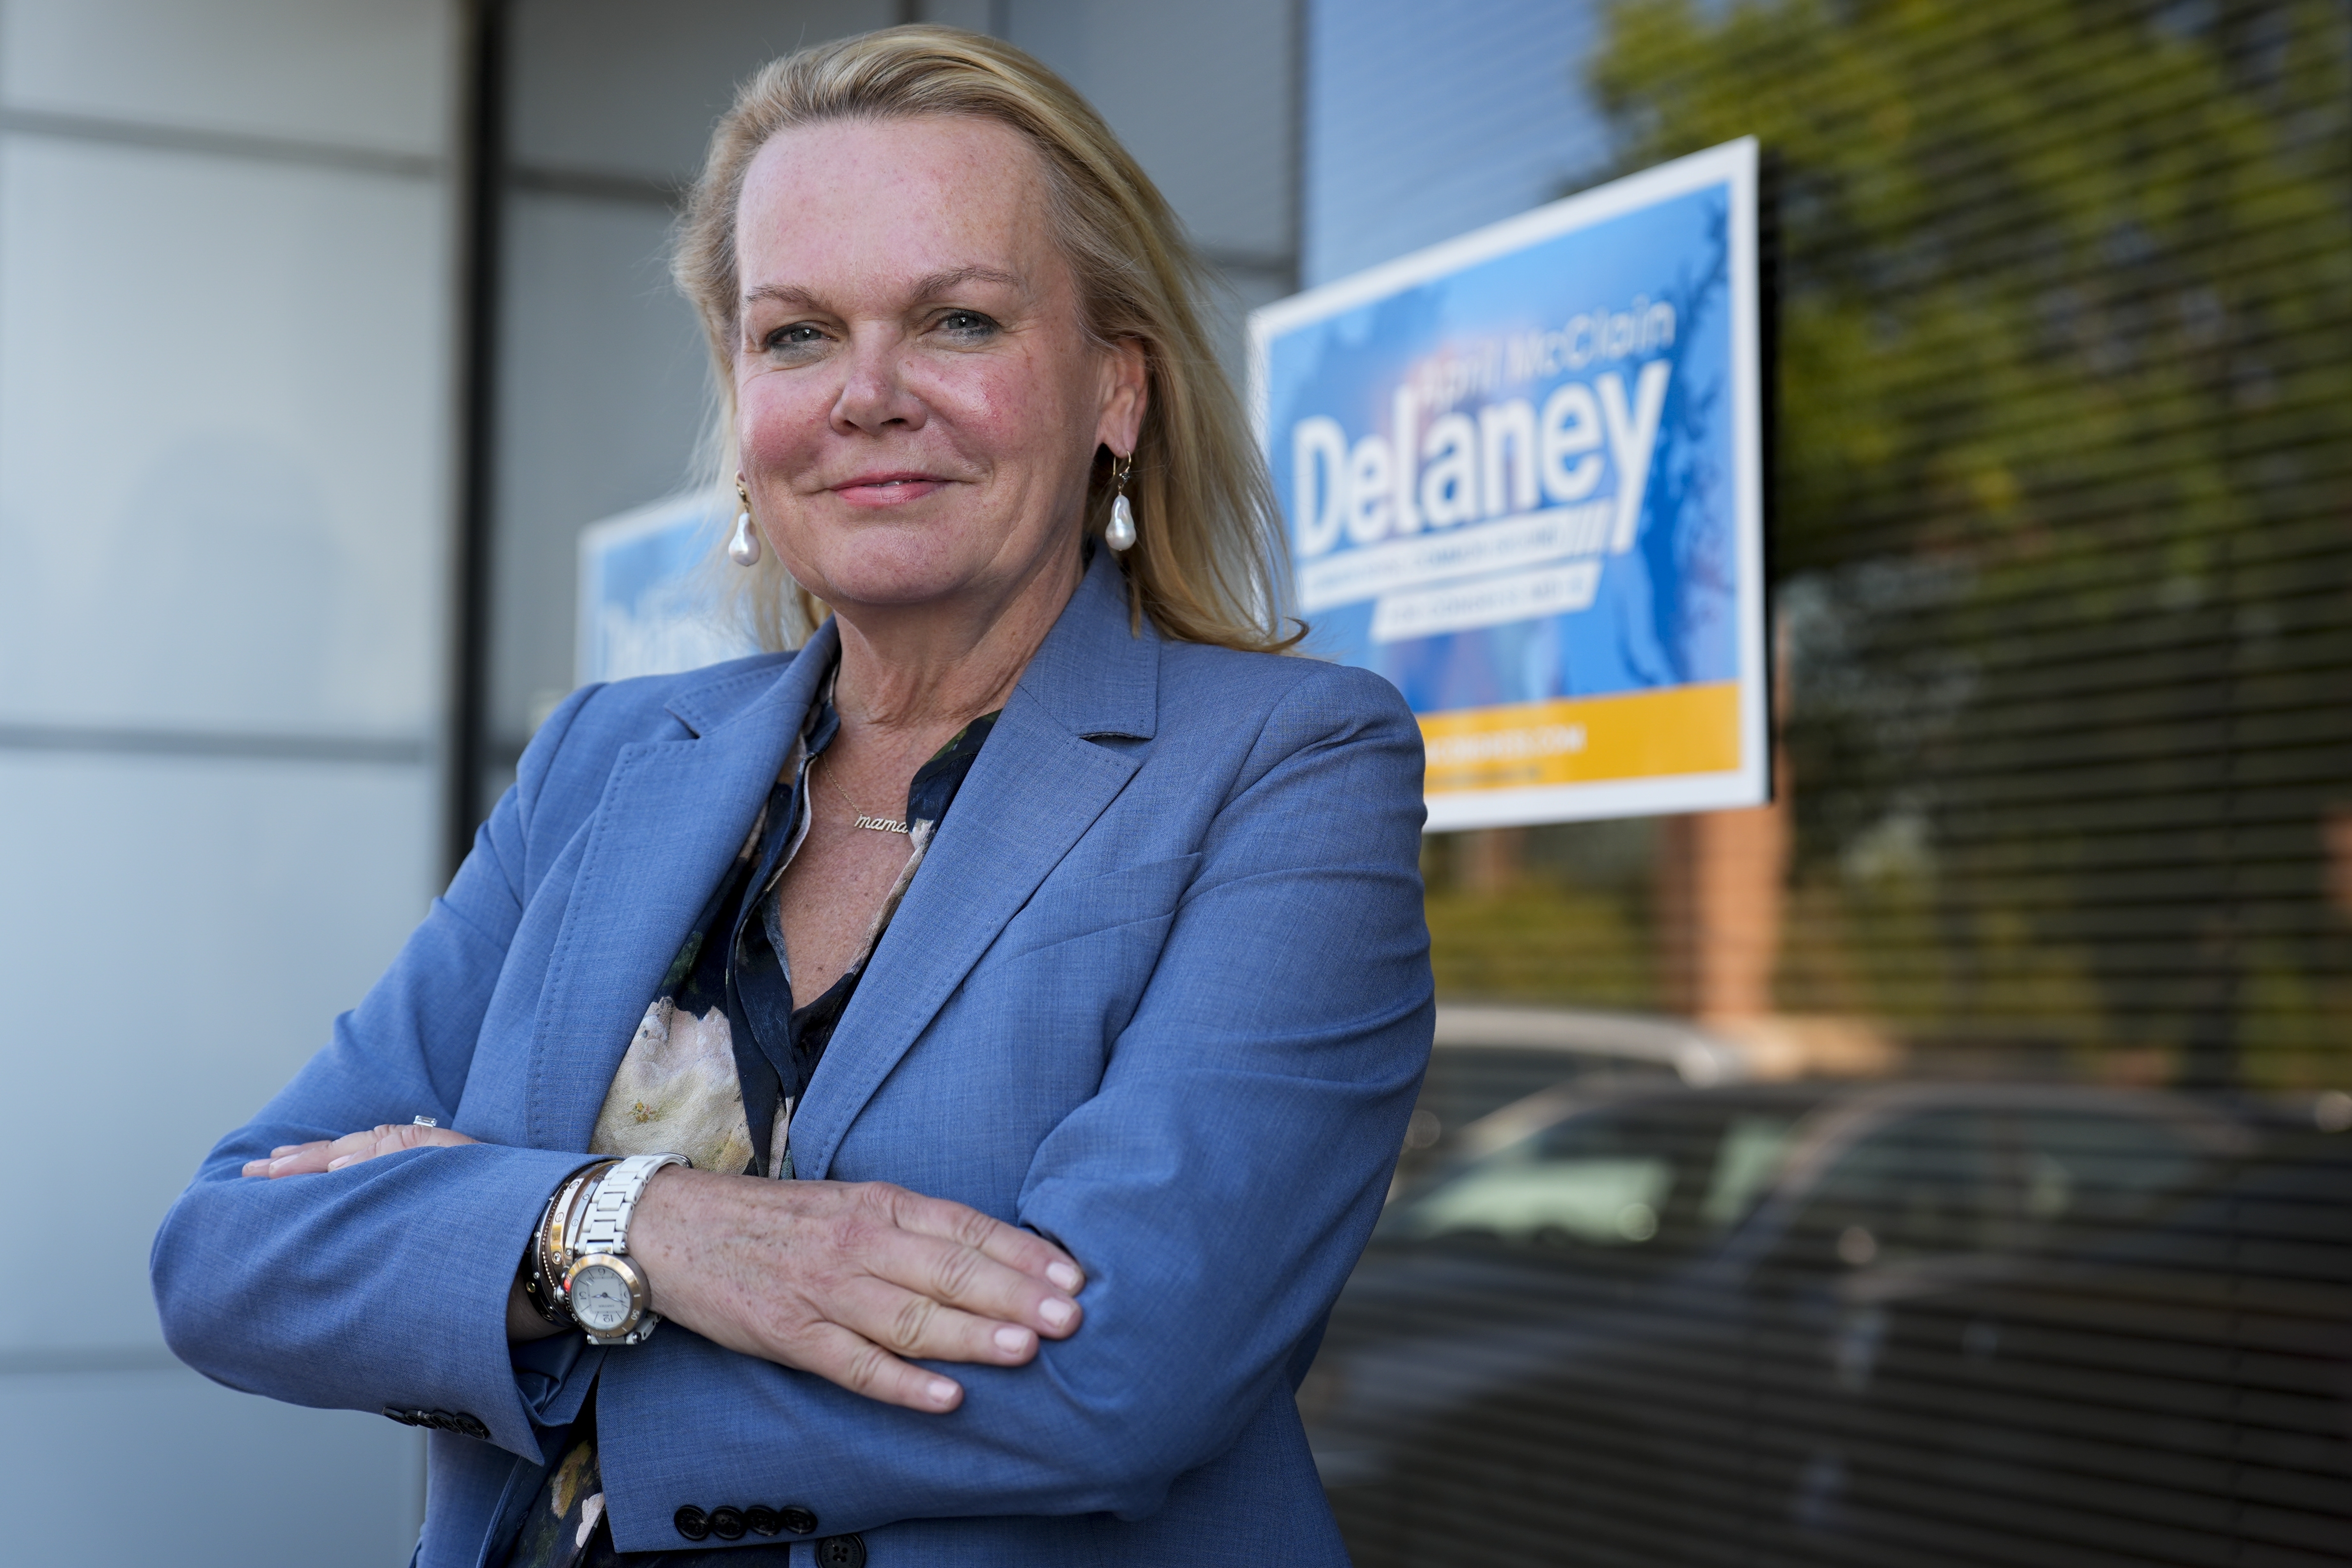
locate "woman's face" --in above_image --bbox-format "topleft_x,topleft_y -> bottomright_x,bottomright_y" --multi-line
732,114 -> 1144,621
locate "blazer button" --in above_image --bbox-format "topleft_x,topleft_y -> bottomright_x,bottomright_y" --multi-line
709,1506 -> 747,1541
776,1505 -> 819,1536
817,1534 -> 867,1568
744,1506 -> 783,1536
674,1506 -> 712,1541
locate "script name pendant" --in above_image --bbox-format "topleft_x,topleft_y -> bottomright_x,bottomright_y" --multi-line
853,815 -> 910,836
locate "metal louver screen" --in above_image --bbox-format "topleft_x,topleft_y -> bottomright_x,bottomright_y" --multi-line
1307,2 -> 2352,1563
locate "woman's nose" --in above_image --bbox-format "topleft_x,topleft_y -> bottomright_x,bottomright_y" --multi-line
831,339 -> 924,433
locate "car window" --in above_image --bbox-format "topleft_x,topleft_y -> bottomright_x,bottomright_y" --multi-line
1702,1114 -> 1803,1228
1787,1111 -> 2010,1266
1382,1102 -> 1809,1256
1419,1046 -> 1684,1138
2017,1110 -> 2205,1233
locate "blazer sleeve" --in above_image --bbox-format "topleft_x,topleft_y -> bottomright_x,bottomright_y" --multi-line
589,662 -> 1435,1547
149,682 -> 614,1460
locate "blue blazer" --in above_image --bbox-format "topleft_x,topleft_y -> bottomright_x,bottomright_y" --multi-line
152,549 -> 1433,1567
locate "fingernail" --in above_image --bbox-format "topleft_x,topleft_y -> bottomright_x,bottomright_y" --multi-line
993,1325 -> 1030,1355
927,1378 -> 958,1406
326,1156 -> 352,1172
240,1161 -> 266,1177
1047,1262 -> 1082,1292
1038,1298 -> 1074,1330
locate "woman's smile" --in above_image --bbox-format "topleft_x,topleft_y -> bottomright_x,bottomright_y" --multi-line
829,469 -> 953,507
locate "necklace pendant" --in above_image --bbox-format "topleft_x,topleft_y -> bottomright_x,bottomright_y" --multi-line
853,814 -> 910,835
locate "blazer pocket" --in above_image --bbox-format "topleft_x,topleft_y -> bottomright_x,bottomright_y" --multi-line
986,853 -> 1202,964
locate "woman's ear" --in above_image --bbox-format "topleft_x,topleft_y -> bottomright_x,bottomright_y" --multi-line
1094,336 -> 1149,456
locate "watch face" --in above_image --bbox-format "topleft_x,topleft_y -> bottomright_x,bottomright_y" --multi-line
569,1262 -> 633,1332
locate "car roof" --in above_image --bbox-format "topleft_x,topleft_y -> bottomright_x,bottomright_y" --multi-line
1433,1004 -> 1752,1086
1447,1077 -> 2250,1166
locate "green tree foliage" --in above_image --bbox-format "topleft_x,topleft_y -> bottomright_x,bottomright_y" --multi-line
1589,0 -> 2352,1082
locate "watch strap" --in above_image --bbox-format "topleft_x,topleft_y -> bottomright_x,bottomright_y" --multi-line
574,1153 -> 688,1257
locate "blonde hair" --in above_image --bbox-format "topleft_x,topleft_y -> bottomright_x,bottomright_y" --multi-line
673,25 -> 1299,653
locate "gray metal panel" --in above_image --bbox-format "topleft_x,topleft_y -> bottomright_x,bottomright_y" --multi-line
0,1364 -> 425,1566
1004,0 -> 1295,266
0,0 -> 452,158
0,751 -> 434,1354
0,135 -> 449,740
508,0 -> 900,184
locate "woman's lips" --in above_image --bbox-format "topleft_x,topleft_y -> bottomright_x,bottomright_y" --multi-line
831,473 -> 947,506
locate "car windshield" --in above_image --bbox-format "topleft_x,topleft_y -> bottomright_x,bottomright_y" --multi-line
1379,1095 -> 1821,1256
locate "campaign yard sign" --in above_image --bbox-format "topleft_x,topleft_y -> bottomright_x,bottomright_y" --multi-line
1251,138 -> 1767,831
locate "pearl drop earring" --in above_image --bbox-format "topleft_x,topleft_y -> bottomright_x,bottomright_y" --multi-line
1105,453 -> 1137,552
728,474 -> 762,567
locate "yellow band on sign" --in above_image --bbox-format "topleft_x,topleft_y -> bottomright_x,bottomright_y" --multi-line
1420,682 -> 1743,793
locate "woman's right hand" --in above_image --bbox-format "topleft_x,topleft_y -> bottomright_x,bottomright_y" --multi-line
627,1168 -> 1086,1413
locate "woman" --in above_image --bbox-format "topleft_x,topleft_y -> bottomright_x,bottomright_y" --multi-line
153,27 -> 1431,1568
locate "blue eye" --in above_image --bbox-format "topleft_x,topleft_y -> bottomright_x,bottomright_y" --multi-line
766,324 -> 827,351
939,311 -> 998,338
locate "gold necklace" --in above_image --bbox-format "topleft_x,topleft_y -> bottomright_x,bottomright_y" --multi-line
812,753 -> 908,836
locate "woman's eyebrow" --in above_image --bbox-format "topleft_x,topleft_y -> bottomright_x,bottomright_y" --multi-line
907,265 -> 1024,301
741,266 -> 1025,314
742,282 -> 826,311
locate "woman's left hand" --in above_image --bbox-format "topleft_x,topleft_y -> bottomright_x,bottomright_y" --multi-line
242,1123 -> 478,1177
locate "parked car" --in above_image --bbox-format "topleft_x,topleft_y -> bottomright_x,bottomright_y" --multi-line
1397,1007 -> 1752,1188
1806,1128 -> 2352,1564
1302,1078 -> 2343,1567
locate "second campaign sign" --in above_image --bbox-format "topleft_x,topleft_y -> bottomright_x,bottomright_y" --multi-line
1252,138 -> 1767,831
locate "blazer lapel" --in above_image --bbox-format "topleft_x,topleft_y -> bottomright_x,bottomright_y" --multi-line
788,552 -> 1159,1179
524,628 -> 836,1151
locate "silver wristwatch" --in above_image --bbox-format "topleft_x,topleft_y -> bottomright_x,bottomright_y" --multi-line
561,1153 -> 688,1346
